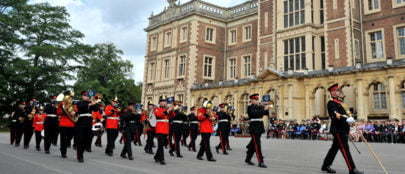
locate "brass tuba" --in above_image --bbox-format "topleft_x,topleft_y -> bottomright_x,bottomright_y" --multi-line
57,91 -> 77,122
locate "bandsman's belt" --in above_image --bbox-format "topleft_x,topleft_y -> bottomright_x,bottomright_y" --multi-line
156,119 -> 169,123
129,121 -> 136,123
218,119 -> 229,122
107,117 -> 120,120
47,114 -> 57,117
79,113 -> 92,117
35,122 -> 44,124
250,118 -> 263,122
172,120 -> 183,124
12,120 -> 17,122
190,121 -> 199,124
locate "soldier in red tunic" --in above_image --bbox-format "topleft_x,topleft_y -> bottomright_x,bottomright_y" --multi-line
196,100 -> 216,162
153,98 -> 173,165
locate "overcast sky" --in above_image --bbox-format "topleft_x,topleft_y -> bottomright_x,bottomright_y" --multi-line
31,0 -> 248,82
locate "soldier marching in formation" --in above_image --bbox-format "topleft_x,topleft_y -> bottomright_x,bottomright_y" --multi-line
6,87 -> 373,174
321,84 -> 363,174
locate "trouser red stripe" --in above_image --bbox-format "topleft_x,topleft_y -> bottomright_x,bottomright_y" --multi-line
252,135 -> 262,163
336,134 -> 352,171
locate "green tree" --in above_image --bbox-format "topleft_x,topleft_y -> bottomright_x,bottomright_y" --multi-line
74,43 -> 142,106
0,1 -> 91,106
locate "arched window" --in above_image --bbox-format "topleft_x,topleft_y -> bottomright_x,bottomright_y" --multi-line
239,94 -> 249,116
401,81 -> 405,109
372,83 -> 387,110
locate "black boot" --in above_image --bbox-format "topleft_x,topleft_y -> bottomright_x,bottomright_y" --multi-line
349,169 -> 363,174
258,162 -> 267,168
128,156 -> 134,160
245,159 -> 255,166
321,166 -> 336,173
207,158 -> 216,162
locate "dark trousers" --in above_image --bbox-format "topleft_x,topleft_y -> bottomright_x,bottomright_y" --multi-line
75,125 -> 92,160
154,134 -> 167,162
59,127 -> 75,156
322,133 -> 356,171
133,125 -> 143,145
9,126 -> 17,145
15,124 -> 24,146
144,129 -> 155,153
92,130 -> 103,147
121,128 -> 135,157
44,124 -> 59,152
34,131 -> 42,149
217,129 -> 230,153
246,133 -> 263,163
23,126 -> 34,147
105,129 -> 119,154
188,128 -> 198,151
197,133 -> 213,159
169,125 -> 182,156
182,126 -> 189,146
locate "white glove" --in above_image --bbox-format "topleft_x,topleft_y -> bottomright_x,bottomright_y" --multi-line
346,117 -> 355,124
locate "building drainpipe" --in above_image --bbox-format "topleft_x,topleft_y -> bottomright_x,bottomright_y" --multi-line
359,0 -> 365,64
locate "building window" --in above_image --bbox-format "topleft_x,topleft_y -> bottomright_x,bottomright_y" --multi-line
332,0 -> 337,9
394,0 -> 405,8
148,62 -> 156,82
243,25 -> 252,42
369,31 -> 384,59
240,94 -> 249,116
178,55 -> 186,77
164,31 -> 172,47
180,26 -> 188,42
397,27 -> 405,56
151,35 -> 158,51
372,83 -> 387,110
283,36 -> 306,71
243,56 -> 252,77
368,0 -> 380,10
228,58 -> 236,79
203,56 -> 214,78
229,29 -> 237,44
164,59 -> 170,79
354,39 -> 361,60
321,36 -> 326,70
264,12 -> 269,29
334,39 -> 340,59
320,0 -> 324,24
177,94 -> 184,103
205,27 -> 215,43
283,0 -> 305,28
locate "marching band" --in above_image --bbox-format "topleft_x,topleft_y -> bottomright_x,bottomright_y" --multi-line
6,86 -> 368,174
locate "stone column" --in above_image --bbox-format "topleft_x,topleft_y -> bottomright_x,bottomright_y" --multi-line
305,85 -> 311,119
356,79 -> 366,120
288,84 -> 293,120
388,76 -> 400,120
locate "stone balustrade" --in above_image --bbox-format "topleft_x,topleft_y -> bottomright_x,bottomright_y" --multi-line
146,0 -> 258,31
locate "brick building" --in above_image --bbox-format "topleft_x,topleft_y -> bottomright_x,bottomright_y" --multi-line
143,0 -> 405,122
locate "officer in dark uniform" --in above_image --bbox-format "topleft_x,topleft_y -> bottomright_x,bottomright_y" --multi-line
11,101 -> 26,147
75,91 -> 99,163
245,94 -> 268,168
215,103 -> 231,155
169,101 -> 187,158
23,99 -> 36,149
321,84 -> 363,174
44,96 -> 59,154
187,107 -> 199,152
119,104 -> 139,160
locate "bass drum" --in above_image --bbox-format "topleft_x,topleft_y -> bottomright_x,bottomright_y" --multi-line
41,130 -> 45,137
149,113 -> 157,127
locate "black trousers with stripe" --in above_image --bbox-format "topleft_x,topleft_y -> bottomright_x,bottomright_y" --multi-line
322,133 -> 356,171
246,133 -> 263,163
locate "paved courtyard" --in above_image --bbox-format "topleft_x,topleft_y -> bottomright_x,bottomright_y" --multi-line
0,133 -> 403,174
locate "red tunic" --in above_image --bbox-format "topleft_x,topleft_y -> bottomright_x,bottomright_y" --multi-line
57,102 -> 75,128
197,108 -> 214,133
105,105 -> 119,129
92,111 -> 103,125
154,107 -> 169,135
33,113 -> 46,131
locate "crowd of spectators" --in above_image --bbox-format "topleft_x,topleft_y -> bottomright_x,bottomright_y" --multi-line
265,118 -> 405,144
